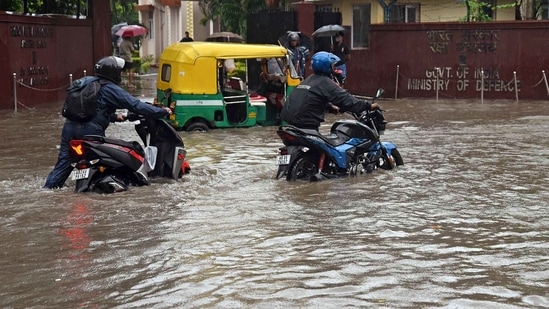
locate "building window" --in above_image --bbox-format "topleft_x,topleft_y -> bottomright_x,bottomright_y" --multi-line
388,4 -> 420,23
352,4 -> 371,48
316,5 -> 333,12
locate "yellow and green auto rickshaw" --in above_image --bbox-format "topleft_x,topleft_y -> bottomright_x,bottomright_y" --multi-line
156,42 -> 301,132
157,42 -> 301,131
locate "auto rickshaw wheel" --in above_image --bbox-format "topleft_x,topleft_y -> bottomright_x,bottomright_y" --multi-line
186,122 -> 209,132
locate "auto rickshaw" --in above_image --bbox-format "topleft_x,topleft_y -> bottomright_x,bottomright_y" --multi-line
156,42 -> 301,132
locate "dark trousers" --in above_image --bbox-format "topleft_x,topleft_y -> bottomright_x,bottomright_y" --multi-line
44,120 -> 104,189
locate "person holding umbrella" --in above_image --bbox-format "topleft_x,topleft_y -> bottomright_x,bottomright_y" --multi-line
119,35 -> 135,88
330,31 -> 350,86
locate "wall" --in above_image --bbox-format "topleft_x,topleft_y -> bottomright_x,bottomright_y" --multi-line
344,21 -> 549,100
0,0 -> 112,110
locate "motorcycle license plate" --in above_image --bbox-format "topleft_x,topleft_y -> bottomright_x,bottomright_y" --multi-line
277,155 -> 290,165
71,168 -> 90,180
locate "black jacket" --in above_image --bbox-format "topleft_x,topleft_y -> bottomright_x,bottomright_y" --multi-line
281,74 -> 370,129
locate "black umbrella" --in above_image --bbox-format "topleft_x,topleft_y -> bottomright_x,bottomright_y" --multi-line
111,22 -> 128,36
206,31 -> 244,43
111,22 -> 128,47
312,24 -> 345,44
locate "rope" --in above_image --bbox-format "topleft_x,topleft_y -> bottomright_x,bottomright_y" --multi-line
16,79 -> 69,92
16,100 -> 33,110
524,75 -> 545,88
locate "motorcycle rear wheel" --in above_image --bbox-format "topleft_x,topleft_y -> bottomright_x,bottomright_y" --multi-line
288,154 -> 318,181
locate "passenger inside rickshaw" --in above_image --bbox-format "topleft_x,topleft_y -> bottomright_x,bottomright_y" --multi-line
257,58 -> 286,109
218,59 -> 248,124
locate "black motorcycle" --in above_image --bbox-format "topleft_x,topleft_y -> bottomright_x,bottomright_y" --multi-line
69,112 -> 191,193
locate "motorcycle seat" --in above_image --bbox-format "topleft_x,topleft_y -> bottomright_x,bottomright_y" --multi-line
284,126 -> 347,146
82,135 -> 145,155
321,133 -> 348,146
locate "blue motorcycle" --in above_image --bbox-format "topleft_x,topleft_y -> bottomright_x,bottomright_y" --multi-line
275,89 -> 403,181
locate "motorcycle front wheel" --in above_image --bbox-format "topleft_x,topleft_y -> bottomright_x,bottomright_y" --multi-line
380,149 -> 404,170
288,154 -> 318,181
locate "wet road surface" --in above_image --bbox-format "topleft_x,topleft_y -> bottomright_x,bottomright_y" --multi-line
0,97 -> 548,308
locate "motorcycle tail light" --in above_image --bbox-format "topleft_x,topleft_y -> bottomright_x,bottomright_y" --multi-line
128,149 -> 144,163
279,148 -> 288,155
70,140 -> 84,156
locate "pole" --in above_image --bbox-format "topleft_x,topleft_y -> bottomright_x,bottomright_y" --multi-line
435,67 -> 439,102
513,71 -> 518,103
543,70 -> 549,98
83,70 -> 87,77
394,65 -> 399,99
481,69 -> 484,104
69,73 -> 73,84
13,73 -> 17,113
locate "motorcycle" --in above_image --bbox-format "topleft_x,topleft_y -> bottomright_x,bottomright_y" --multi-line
275,88 -> 403,181
68,111 -> 191,193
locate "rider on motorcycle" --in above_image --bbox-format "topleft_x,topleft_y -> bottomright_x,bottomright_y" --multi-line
44,56 -> 172,189
280,51 -> 378,131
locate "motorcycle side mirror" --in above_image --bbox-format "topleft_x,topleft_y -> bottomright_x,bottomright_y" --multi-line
375,88 -> 385,98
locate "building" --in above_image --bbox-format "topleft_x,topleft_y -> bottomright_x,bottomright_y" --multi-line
135,0 -> 214,63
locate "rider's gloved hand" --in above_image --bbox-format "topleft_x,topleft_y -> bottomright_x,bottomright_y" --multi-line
328,103 -> 340,115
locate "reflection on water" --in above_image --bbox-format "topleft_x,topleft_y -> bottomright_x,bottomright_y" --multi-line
0,99 -> 548,308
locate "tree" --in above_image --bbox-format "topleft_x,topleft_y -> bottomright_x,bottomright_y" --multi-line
111,0 -> 139,25
462,0 -> 517,22
198,0 -> 268,38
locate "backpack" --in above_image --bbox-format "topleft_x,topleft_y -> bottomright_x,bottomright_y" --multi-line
61,76 -> 101,122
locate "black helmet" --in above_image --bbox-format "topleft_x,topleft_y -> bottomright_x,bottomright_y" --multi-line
94,56 -> 125,84
288,32 -> 300,43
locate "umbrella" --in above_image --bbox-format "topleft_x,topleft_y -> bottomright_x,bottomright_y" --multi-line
277,31 -> 313,51
312,24 -> 345,37
111,22 -> 128,47
111,22 -> 128,36
115,25 -> 148,37
312,24 -> 345,44
206,31 -> 244,43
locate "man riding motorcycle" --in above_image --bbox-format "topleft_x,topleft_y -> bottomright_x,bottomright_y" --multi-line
280,51 -> 378,131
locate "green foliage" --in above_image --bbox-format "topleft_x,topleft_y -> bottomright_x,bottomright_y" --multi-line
198,0 -> 267,40
227,60 -> 247,80
111,0 -> 139,25
0,0 -> 89,15
0,0 -> 22,11
461,0 -> 517,22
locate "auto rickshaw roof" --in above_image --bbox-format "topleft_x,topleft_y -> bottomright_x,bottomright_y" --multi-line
160,42 -> 288,64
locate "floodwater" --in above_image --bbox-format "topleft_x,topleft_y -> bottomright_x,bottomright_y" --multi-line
0,96 -> 548,308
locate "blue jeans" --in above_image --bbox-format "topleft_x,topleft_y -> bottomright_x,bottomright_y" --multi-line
44,120 -> 104,189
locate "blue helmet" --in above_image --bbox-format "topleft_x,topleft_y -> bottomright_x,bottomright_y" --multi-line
311,51 -> 340,75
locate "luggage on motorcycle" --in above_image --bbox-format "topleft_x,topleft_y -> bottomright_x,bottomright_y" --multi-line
62,76 -> 101,122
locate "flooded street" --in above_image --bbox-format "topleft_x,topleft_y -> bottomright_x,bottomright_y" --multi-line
0,98 -> 548,308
